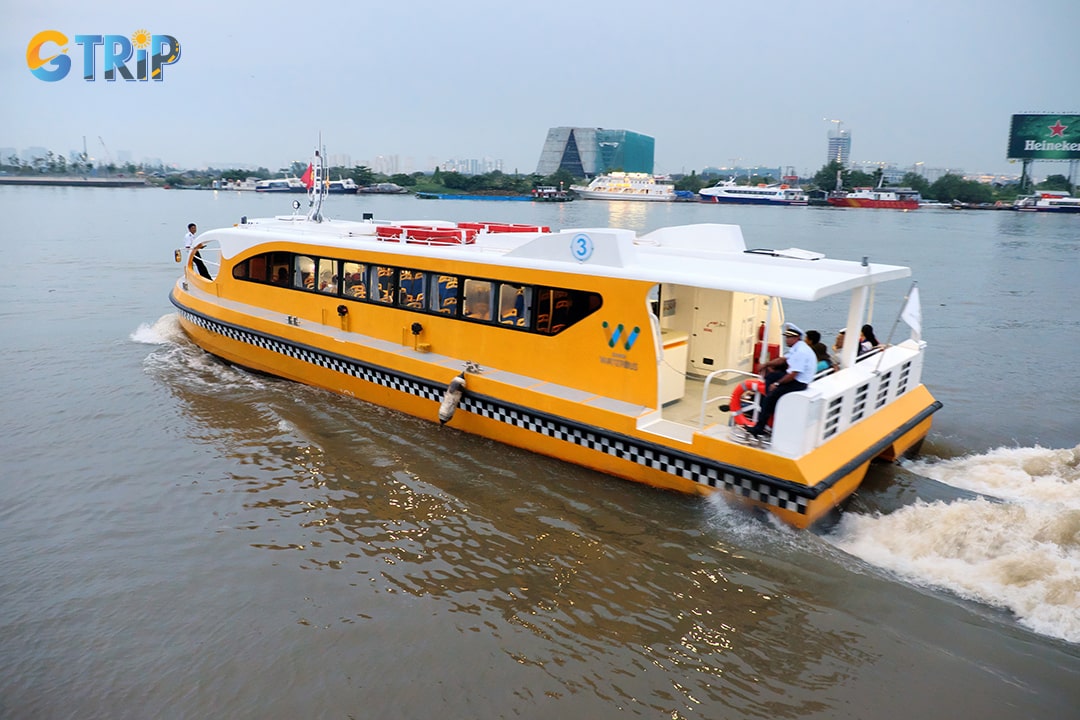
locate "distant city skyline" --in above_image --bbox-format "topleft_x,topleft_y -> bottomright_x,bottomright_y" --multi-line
0,139 -> 1047,184
4,1 -> 1077,181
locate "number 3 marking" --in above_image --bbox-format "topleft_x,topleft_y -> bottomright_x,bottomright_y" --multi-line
571,233 -> 594,262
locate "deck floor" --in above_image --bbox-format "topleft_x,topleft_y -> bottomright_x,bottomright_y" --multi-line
660,374 -> 738,430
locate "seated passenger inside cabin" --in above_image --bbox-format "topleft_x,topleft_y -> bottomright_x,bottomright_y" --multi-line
466,301 -> 490,320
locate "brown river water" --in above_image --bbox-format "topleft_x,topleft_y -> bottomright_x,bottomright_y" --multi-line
1,186 -> 1077,719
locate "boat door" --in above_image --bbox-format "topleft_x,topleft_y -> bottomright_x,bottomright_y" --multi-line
688,289 -> 762,375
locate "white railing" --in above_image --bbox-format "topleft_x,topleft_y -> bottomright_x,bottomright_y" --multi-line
769,341 -> 926,457
697,368 -> 759,429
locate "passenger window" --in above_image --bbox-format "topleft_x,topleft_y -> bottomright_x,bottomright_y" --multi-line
398,270 -> 426,308
463,279 -> 492,320
296,255 -> 315,290
430,274 -> 459,315
534,287 -> 602,334
498,283 -> 531,327
343,261 -> 367,299
317,258 -> 339,294
371,265 -> 395,304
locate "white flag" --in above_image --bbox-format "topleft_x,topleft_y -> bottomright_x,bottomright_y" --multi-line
901,286 -> 922,336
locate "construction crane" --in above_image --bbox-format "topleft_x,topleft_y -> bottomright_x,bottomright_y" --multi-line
98,136 -> 113,175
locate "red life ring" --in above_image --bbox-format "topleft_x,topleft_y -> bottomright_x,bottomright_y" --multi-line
729,378 -> 767,427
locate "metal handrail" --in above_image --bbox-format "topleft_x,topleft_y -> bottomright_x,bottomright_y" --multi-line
698,368 -> 759,428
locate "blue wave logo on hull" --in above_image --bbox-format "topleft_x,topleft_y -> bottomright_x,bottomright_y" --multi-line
602,321 -> 640,351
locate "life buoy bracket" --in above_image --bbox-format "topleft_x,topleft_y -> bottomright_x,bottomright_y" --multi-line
728,378 -> 767,427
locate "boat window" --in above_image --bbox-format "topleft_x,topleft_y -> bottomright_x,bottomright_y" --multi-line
343,261 -> 367,299
498,283 -> 531,327
463,279 -> 493,321
233,255 -> 265,281
295,255 -> 315,290
398,269 -> 426,309
371,265 -> 396,304
226,252 -> 604,336
534,287 -> 602,335
430,274 -> 459,315
317,258 -> 339,294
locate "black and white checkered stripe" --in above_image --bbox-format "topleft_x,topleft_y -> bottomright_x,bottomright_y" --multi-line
173,302 -> 812,514
463,395 -> 810,513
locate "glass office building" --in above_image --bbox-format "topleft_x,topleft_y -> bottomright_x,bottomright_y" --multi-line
827,129 -> 851,166
535,127 -> 655,176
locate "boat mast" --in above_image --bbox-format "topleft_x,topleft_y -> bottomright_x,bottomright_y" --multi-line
307,144 -> 327,223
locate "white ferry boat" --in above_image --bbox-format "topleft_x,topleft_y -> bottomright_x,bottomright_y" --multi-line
327,177 -> 359,194
570,172 -> 676,202
221,177 -> 260,192
699,179 -> 808,206
1012,190 -> 1080,213
255,175 -> 306,193
171,148 -> 940,529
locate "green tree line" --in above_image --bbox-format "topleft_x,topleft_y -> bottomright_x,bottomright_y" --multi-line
3,149 -> 1072,201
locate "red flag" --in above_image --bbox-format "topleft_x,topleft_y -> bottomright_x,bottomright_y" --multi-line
301,163 -> 313,189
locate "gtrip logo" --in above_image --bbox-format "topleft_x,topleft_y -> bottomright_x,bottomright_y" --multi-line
27,29 -> 181,82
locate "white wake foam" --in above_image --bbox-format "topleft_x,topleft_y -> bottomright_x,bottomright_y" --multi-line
130,314 -> 184,344
831,445 -> 1080,644
908,445 -> 1080,508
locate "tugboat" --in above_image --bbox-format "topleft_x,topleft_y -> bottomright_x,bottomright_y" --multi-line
532,185 -> 573,202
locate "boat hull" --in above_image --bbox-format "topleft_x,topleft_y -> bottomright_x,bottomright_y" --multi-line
172,288 -> 939,529
1013,205 -> 1080,213
827,198 -> 919,210
573,190 -> 674,202
699,194 -> 808,206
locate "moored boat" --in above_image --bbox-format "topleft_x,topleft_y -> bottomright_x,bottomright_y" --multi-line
827,186 -> 921,210
570,172 -> 676,202
172,148 -> 941,529
326,177 -> 359,194
359,182 -> 409,194
1012,190 -> 1080,213
532,185 -> 573,202
699,178 -> 808,206
222,177 -> 260,192
255,175 -> 306,193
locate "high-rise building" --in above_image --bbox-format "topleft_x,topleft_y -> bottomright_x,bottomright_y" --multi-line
535,127 -> 654,176
826,129 -> 851,166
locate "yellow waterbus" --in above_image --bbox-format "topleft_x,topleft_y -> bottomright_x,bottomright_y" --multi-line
171,161 -> 939,528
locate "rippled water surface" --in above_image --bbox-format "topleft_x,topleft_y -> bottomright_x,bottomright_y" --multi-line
1,187 -> 1078,719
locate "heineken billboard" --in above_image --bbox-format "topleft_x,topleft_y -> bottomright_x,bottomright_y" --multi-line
1007,114 -> 1080,160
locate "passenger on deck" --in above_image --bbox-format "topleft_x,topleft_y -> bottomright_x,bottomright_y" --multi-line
859,324 -> 880,355
747,324 -> 816,440
805,330 -> 834,372
833,328 -> 846,353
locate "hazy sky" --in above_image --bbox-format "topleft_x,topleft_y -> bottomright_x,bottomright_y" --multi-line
5,1 -> 1079,177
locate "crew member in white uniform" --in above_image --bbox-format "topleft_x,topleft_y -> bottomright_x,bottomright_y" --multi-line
748,323 -> 816,439
184,222 -> 209,277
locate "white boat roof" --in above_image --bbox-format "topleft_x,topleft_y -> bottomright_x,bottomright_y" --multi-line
206,218 -> 910,302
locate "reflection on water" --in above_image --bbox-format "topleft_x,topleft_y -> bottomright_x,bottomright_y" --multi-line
602,200 -> 650,229
8,189 -> 1077,718
145,315 -> 881,717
